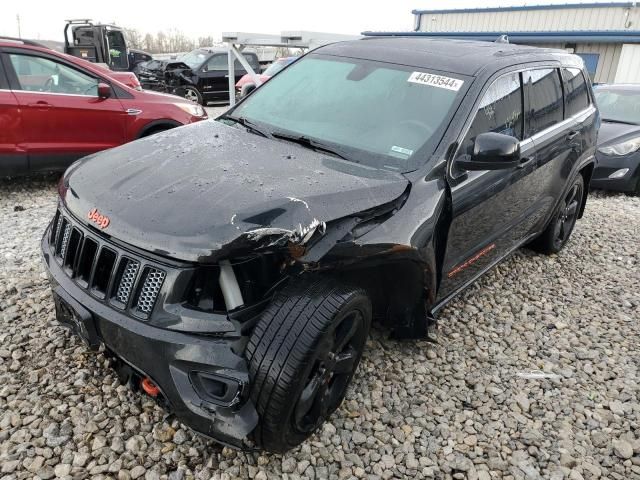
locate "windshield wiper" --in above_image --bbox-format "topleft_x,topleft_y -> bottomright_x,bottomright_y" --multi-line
602,118 -> 640,126
219,115 -> 271,138
271,132 -> 352,161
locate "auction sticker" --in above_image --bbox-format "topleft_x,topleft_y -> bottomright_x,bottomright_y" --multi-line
408,72 -> 464,91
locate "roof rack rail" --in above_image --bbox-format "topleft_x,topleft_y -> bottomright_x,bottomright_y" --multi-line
0,36 -> 49,49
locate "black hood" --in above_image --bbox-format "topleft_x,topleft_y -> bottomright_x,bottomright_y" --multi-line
61,121 -> 409,263
597,121 -> 640,146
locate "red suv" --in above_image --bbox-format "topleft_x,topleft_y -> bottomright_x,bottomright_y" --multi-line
0,37 -> 208,176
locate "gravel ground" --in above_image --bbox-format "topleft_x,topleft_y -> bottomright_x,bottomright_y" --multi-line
0,175 -> 638,480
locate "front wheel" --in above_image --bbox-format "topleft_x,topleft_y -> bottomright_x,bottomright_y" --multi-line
529,174 -> 584,254
246,277 -> 371,453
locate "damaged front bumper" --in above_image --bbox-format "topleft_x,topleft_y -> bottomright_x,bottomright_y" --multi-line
41,223 -> 259,449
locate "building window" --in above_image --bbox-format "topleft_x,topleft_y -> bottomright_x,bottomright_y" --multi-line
575,53 -> 599,81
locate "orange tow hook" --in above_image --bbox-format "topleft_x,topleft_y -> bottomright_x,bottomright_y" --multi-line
141,377 -> 160,397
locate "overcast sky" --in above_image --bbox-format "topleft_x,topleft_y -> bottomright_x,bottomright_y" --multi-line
2,0 -> 621,43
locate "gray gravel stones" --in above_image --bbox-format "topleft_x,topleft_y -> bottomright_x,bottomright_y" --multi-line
1,177 -> 639,479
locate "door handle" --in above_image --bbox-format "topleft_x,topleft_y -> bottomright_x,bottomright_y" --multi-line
28,100 -> 52,108
518,155 -> 536,169
567,130 -> 579,140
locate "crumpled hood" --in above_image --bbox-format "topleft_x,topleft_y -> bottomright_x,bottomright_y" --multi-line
62,121 -> 409,262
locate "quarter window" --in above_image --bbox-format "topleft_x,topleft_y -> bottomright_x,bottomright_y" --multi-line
458,72 -> 523,160
9,54 -> 99,96
563,68 -> 590,116
524,68 -> 564,136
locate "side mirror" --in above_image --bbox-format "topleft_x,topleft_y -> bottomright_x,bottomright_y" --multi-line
97,83 -> 111,99
457,132 -> 521,171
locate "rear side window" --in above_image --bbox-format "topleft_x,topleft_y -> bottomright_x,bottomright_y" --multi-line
458,72 -> 523,159
563,68 -> 590,116
524,68 -> 564,136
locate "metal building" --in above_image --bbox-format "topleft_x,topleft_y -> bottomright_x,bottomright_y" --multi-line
365,2 -> 640,84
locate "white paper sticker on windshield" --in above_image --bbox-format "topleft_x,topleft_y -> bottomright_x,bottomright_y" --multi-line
408,72 -> 464,91
389,145 -> 414,159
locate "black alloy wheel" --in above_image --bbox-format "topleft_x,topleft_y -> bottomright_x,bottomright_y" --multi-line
247,277 -> 372,452
293,308 -> 367,433
529,174 -> 584,254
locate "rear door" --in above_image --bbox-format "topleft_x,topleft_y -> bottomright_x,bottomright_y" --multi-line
0,50 -> 26,175
525,68 -> 581,224
3,49 -> 126,172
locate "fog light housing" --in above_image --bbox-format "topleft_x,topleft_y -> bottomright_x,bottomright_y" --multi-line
191,371 -> 241,407
609,168 -> 630,179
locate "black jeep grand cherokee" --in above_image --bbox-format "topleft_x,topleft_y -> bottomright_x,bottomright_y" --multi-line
42,37 -> 598,452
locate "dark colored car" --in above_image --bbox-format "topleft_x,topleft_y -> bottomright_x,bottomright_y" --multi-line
235,56 -> 298,97
0,38 -> 208,176
128,49 -> 153,71
164,47 -> 261,105
41,38 -> 597,452
591,84 -> 640,194
133,59 -> 168,91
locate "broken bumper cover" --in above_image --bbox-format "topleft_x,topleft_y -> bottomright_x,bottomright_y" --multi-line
41,233 -> 259,449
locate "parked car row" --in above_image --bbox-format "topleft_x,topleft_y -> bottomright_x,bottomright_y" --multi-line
131,48 -> 262,105
0,37 -> 207,176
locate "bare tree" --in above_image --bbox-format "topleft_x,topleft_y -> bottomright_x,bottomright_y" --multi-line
123,28 -> 144,50
198,36 -> 215,48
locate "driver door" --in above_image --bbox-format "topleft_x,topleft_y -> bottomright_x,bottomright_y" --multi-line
2,50 -> 126,172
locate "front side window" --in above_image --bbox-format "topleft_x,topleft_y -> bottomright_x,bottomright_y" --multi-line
563,68 -> 590,117
204,54 -> 257,73
205,54 -> 227,71
524,68 -> 564,136
231,55 -> 466,172
457,72 -> 523,161
9,54 -> 99,96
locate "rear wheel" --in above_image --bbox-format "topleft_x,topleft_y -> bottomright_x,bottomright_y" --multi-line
529,174 -> 584,254
246,277 -> 371,453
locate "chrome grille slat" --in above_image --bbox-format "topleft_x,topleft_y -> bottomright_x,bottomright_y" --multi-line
59,223 -> 72,259
53,214 -> 64,248
116,260 -> 139,304
136,269 -> 166,315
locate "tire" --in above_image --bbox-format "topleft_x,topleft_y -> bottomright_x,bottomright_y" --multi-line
529,174 -> 584,255
141,126 -> 174,137
246,276 -> 372,453
182,86 -> 203,105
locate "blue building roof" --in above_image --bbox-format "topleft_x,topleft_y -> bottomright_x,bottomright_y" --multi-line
361,30 -> 640,44
411,2 -> 638,15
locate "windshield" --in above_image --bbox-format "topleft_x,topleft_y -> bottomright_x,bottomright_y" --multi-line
230,55 -> 466,172
595,88 -> 640,125
180,50 -> 209,69
263,58 -> 294,76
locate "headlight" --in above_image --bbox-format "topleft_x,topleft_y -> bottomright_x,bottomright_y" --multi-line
176,103 -> 206,117
598,136 -> 640,156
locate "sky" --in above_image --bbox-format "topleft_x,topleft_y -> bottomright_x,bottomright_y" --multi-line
1,0 -> 623,43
